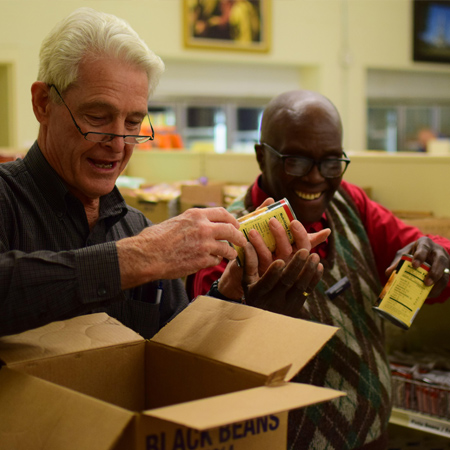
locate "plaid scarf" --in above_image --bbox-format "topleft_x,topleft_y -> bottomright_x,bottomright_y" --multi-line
229,185 -> 392,449
288,188 -> 391,450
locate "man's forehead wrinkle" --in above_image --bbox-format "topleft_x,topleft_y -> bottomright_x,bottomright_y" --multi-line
79,99 -> 147,118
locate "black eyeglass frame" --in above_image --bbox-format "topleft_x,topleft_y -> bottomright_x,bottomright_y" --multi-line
262,142 -> 351,179
49,84 -> 154,144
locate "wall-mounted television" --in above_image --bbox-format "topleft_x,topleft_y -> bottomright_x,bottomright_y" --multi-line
413,0 -> 450,63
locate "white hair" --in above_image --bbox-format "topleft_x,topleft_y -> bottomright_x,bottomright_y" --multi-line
38,7 -> 165,99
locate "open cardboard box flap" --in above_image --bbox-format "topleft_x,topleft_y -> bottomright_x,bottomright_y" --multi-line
144,383 -> 342,430
0,312 -> 143,366
153,296 -> 338,382
0,367 -> 133,450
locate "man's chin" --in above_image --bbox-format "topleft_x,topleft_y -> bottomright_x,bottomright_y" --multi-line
289,199 -> 327,224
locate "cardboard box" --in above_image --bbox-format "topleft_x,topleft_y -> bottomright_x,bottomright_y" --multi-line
119,187 -> 177,223
135,199 -> 175,223
0,296 -> 344,450
180,182 -> 225,212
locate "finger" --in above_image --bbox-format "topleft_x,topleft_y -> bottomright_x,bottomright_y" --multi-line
285,255 -> 322,305
385,254 -> 402,278
212,222 -> 247,248
409,238 -> 432,269
190,254 -> 222,273
247,229 -> 274,274
308,262 -> 324,290
246,259 -> 286,299
407,238 -> 449,286
278,248 -> 311,290
255,197 -> 275,210
290,220 -> 311,251
423,253 -> 450,287
211,239 -> 240,261
242,241 -> 260,285
284,251 -> 320,293
309,228 -> 331,249
201,207 -> 241,229
217,259 -> 245,300
269,218 -> 293,260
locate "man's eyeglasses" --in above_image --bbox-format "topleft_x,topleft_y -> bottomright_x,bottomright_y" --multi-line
262,142 -> 350,179
49,84 -> 154,144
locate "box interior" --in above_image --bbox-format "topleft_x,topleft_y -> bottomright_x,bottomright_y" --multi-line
145,341 -> 265,409
9,341 -> 146,411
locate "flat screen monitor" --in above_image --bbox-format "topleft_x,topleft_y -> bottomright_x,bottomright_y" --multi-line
413,0 -> 450,63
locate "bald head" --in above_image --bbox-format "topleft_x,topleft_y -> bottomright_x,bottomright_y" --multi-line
256,90 -> 345,224
260,90 -> 342,144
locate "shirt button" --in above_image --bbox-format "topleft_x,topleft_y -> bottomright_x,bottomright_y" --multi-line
97,286 -> 107,296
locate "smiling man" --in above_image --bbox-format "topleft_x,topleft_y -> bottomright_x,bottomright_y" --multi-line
190,90 -> 450,450
0,7 -> 254,339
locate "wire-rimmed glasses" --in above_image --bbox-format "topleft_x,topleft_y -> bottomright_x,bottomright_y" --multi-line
49,84 -> 154,144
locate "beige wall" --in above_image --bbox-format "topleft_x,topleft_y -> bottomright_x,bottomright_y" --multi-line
126,150 -> 450,217
3,0 -> 450,151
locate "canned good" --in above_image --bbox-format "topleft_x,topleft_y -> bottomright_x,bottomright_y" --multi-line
232,198 -> 296,265
373,254 -> 432,330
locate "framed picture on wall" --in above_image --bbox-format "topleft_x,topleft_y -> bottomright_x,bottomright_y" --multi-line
184,0 -> 271,52
413,0 -> 450,63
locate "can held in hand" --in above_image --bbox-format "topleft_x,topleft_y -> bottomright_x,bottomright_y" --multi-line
232,198 -> 296,265
373,254 -> 432,330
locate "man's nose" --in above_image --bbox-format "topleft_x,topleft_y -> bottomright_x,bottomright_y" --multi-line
303,162 -> 324,181
104,134 -> 127,150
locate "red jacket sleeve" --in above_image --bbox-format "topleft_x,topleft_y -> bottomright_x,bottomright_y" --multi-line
341,180 -> 450,304
187,259 -> 227,300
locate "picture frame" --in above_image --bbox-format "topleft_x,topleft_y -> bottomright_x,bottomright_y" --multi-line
413,0 -> 450,64
184,0 -> 271,52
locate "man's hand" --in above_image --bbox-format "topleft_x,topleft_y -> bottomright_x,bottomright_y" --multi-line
117,207 -> 247,289
237,198 -> 330,276
385,236 -> 450,297
248,218 -> 330,275
219,243 -> 323,318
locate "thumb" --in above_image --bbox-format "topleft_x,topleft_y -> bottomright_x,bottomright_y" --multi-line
309,228 -> 331,249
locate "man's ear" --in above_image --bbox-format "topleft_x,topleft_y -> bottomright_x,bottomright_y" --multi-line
255,143 -> 265,172
31,82 -> 52,124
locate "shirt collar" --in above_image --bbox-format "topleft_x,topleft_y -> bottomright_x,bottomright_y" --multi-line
24,142 -> 69,215
24,141 -> 127,221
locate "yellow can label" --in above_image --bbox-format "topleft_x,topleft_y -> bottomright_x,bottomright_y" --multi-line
233,199 -> 296,265
374,254 -> 432,329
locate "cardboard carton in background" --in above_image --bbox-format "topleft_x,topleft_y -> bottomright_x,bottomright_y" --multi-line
0,296 -> 344,450
119,186 -> 178,223
180,181 -> 225,213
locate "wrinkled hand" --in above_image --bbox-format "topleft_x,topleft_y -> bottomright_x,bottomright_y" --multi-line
219,243 -> 324,318
117,207 -> 247,289
386,236 -> 450,298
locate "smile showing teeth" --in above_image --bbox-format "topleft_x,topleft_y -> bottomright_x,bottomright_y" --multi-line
94,162 -> 113,169
295,191 -> 322,201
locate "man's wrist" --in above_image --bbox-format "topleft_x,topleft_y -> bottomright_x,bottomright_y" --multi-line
207,279 -> 245,303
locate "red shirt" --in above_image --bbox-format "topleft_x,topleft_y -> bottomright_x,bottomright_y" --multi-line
189,178 -> 450,304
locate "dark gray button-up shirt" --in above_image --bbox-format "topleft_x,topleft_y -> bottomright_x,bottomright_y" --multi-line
0,142 -> 188,338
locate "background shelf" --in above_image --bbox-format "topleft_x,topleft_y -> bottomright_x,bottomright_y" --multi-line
390,407 -> 450,438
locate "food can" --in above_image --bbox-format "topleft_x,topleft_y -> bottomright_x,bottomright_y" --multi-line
373,254 -> 432,330
233,198 -> 296,265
